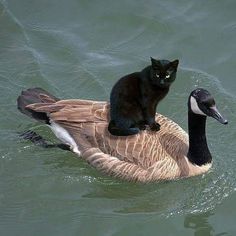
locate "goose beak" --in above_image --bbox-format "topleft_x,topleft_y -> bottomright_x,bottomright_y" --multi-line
210,106 -> 228,125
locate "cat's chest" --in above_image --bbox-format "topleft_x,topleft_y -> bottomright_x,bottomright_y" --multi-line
141,87 -> 168,102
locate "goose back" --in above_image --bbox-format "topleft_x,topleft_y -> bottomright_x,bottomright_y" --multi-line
27,98 -> 210,182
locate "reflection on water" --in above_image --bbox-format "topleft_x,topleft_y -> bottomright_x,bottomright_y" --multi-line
184,212 -> 227,236
1,0 -> 236,235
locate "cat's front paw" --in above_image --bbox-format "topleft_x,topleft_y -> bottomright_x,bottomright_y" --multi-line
137,121 -> 147,130
149,122 -> 160,131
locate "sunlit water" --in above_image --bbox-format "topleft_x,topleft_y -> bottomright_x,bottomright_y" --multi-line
0,0 -> 236,235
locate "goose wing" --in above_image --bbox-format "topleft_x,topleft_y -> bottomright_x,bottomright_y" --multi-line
27,99 -> 189,182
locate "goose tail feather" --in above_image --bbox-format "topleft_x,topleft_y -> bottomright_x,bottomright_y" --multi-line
17,87 -> 59,124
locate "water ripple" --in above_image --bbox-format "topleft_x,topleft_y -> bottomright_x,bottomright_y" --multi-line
0,0 -> 64,96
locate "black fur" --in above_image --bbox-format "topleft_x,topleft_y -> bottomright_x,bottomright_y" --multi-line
108,58 -> 179,136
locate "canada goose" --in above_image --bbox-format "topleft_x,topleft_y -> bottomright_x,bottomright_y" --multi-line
17,88 -> 227,182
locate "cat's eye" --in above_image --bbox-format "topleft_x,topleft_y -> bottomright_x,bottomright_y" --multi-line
165,74 -> 170,79
156,74 -> 160,78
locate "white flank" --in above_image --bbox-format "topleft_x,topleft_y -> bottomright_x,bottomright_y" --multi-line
49,121 -> 81,156
190,96 -> 206,116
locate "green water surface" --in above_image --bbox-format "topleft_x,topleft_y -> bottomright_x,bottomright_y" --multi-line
0,0 -> 236,235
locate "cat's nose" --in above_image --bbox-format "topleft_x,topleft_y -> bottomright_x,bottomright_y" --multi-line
160,80 -> 165,85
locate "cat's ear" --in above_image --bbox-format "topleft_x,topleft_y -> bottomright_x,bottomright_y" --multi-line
150,57 -> 160,67
150,57 -> 155,64
170,59 -> 179,69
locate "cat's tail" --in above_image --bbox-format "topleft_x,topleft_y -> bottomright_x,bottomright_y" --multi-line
108,120 -> 140,136
17,87 -> 59,124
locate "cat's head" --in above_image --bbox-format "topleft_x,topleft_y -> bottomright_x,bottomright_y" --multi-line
150,57 -> 179,88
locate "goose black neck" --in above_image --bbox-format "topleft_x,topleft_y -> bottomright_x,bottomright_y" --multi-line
187,111 -> 212,165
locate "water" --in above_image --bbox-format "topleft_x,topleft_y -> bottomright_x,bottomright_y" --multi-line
0,0 -> 236,235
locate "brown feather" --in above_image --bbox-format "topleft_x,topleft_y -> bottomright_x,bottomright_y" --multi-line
27,98 -> 211,182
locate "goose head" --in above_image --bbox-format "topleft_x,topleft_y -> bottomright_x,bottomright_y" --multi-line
188,88 -> 228,125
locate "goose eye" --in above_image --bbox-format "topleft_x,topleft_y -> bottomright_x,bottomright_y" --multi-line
156,74 -> 160,78
166,74 -> 170,79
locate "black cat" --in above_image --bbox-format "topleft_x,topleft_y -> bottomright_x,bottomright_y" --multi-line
108,57 -> 179,136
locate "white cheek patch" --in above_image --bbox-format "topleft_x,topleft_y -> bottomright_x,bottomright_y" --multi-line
190,96 -> 206,116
